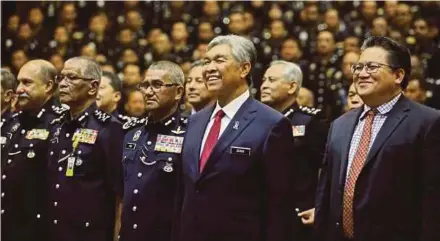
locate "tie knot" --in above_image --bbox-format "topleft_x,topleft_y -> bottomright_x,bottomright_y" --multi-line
367,109 -> 378,116
215,109 -> 225,119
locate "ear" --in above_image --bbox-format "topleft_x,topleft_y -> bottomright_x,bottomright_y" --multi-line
239,62 -> 252,80
4,89 -> 14,103
175,85 -> 184,101
44,80 -> 54,94
88,80 -> 100,96
287,81 -> 298,95
114,91 -> 122,103
394,69 -> 405,86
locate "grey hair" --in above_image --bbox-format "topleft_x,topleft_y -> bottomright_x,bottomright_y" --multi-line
148,61 -> 184,86
190,60 -> 204,70
270,60 -> 303,95
65,56 -> 102,81
207,34 -> 257,82
24,59 -> 57,84
1,68 -> 17,91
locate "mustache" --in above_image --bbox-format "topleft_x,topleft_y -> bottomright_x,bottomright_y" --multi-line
18,93 -> 30,98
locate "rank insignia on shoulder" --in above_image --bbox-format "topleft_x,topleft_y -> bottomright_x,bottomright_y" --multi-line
11,123 -> 20,133
94,110 -> 111,123
299,106 -> 322,115
171,126 -> 185,135
292,125 -> 306,137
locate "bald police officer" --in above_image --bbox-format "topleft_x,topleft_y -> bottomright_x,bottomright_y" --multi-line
260,60 -> 329,241
119,61 -> 186,241
46,57 -> 123,241
1,60 -> 65,241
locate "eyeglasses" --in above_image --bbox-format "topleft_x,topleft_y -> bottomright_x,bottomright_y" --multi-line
137,80 -> 178,92
350,62 -> 396,75
55,73 -> 95,83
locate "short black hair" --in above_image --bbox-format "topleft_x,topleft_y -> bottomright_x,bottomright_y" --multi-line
361,36 -> 411,89
102,71 -> 122,93
1,69 -> 17,91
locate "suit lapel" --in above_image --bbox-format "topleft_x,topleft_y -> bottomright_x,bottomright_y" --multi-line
363,96 -> 410,167
198,98 -> 257,181
338,108 -> 363,187
188,105 -> 215,181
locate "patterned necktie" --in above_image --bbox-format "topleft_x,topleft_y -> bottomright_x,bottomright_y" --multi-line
199,109 -> 225,173
343,109 -> 377,238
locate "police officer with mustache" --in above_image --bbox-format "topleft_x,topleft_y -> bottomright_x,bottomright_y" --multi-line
1,60 -> 66,241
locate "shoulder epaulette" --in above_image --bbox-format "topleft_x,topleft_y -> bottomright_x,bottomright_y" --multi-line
94,109 -> 112,123
122,117 -> 148,130
299,106 -> 322,115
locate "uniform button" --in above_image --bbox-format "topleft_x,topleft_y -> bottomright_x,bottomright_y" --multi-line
50,151 -> 54,156
85,222 -> 90,227
54,202 -> 58,206
37,214 -> 41,219
7,159 -> 11,164
61,150 -> 66,155
78,150 -> 82,154
147,141 -> 152,145
66,133 -> 70,138
133,224 -> 138,229
336,222 -> 340,226
29,144 -> 34,147
137,172 -> 142,178
1,209 -> 4,214
21,130 -> 26,134
2,175 -> 6,180
1,192 -> 4,198
58,167 -> 63,172
53,220 -> 58,224
132,206 -> 137,211
133,189 -> 138,194
55,184 -> 60,189
14,144 -> 18,148
168,157 -> 172,161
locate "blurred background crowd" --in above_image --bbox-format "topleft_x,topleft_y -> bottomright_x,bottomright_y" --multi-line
2,0 -> 440,120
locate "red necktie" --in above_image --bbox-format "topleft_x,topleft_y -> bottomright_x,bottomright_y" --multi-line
200,109 -> 225,172
343,109 -> 377,238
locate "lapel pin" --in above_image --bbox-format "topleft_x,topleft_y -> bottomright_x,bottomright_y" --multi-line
233,121 -> 239,130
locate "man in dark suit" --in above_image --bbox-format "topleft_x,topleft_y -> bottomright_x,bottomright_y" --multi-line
177,35 -> 296,241
315,36 -> 440,241
260,60 -> 329,241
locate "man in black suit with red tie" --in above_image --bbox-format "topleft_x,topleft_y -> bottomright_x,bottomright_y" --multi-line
315,36 -> 440,241
176,35 -> 297,241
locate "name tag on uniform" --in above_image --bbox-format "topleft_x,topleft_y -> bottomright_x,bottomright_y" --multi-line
126,143 -> 136,150
25,129 -> 49,140
230,146 -> 251,156
154,134 -> 184,154
1,136 -> 6,144
292,125 -> 306,137
74,128 -> 98,144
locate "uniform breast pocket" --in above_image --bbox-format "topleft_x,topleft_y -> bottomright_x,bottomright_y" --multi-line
154,153 -> 179,174
122,149 -> 138,180
73,145 -> 95,177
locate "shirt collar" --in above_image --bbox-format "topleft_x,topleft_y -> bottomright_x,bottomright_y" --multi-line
359,93 -> 402,120
211,90 -> 250,120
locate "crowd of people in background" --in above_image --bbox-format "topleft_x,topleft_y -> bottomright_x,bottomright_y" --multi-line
2,1 -> 440,122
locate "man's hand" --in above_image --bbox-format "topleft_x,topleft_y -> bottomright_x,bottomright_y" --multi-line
297,208 -> 315,226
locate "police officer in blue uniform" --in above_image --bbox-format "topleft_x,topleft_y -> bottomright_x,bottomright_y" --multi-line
119,61 -> 186,241
46,57 -> 123,241
1,69 -> 17,135
1,60 -> 65,241
260,60 -> 329,241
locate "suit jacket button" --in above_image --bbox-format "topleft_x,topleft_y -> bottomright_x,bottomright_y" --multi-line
196,189 -> 200,194
336,222 -> 340,226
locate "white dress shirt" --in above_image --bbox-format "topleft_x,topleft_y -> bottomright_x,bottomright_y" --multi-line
200,90 -> 250,157
346,93 -> 402,179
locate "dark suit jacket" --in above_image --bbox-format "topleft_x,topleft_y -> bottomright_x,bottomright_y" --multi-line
177,97 -> 296,241
315,96 -> 440,241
